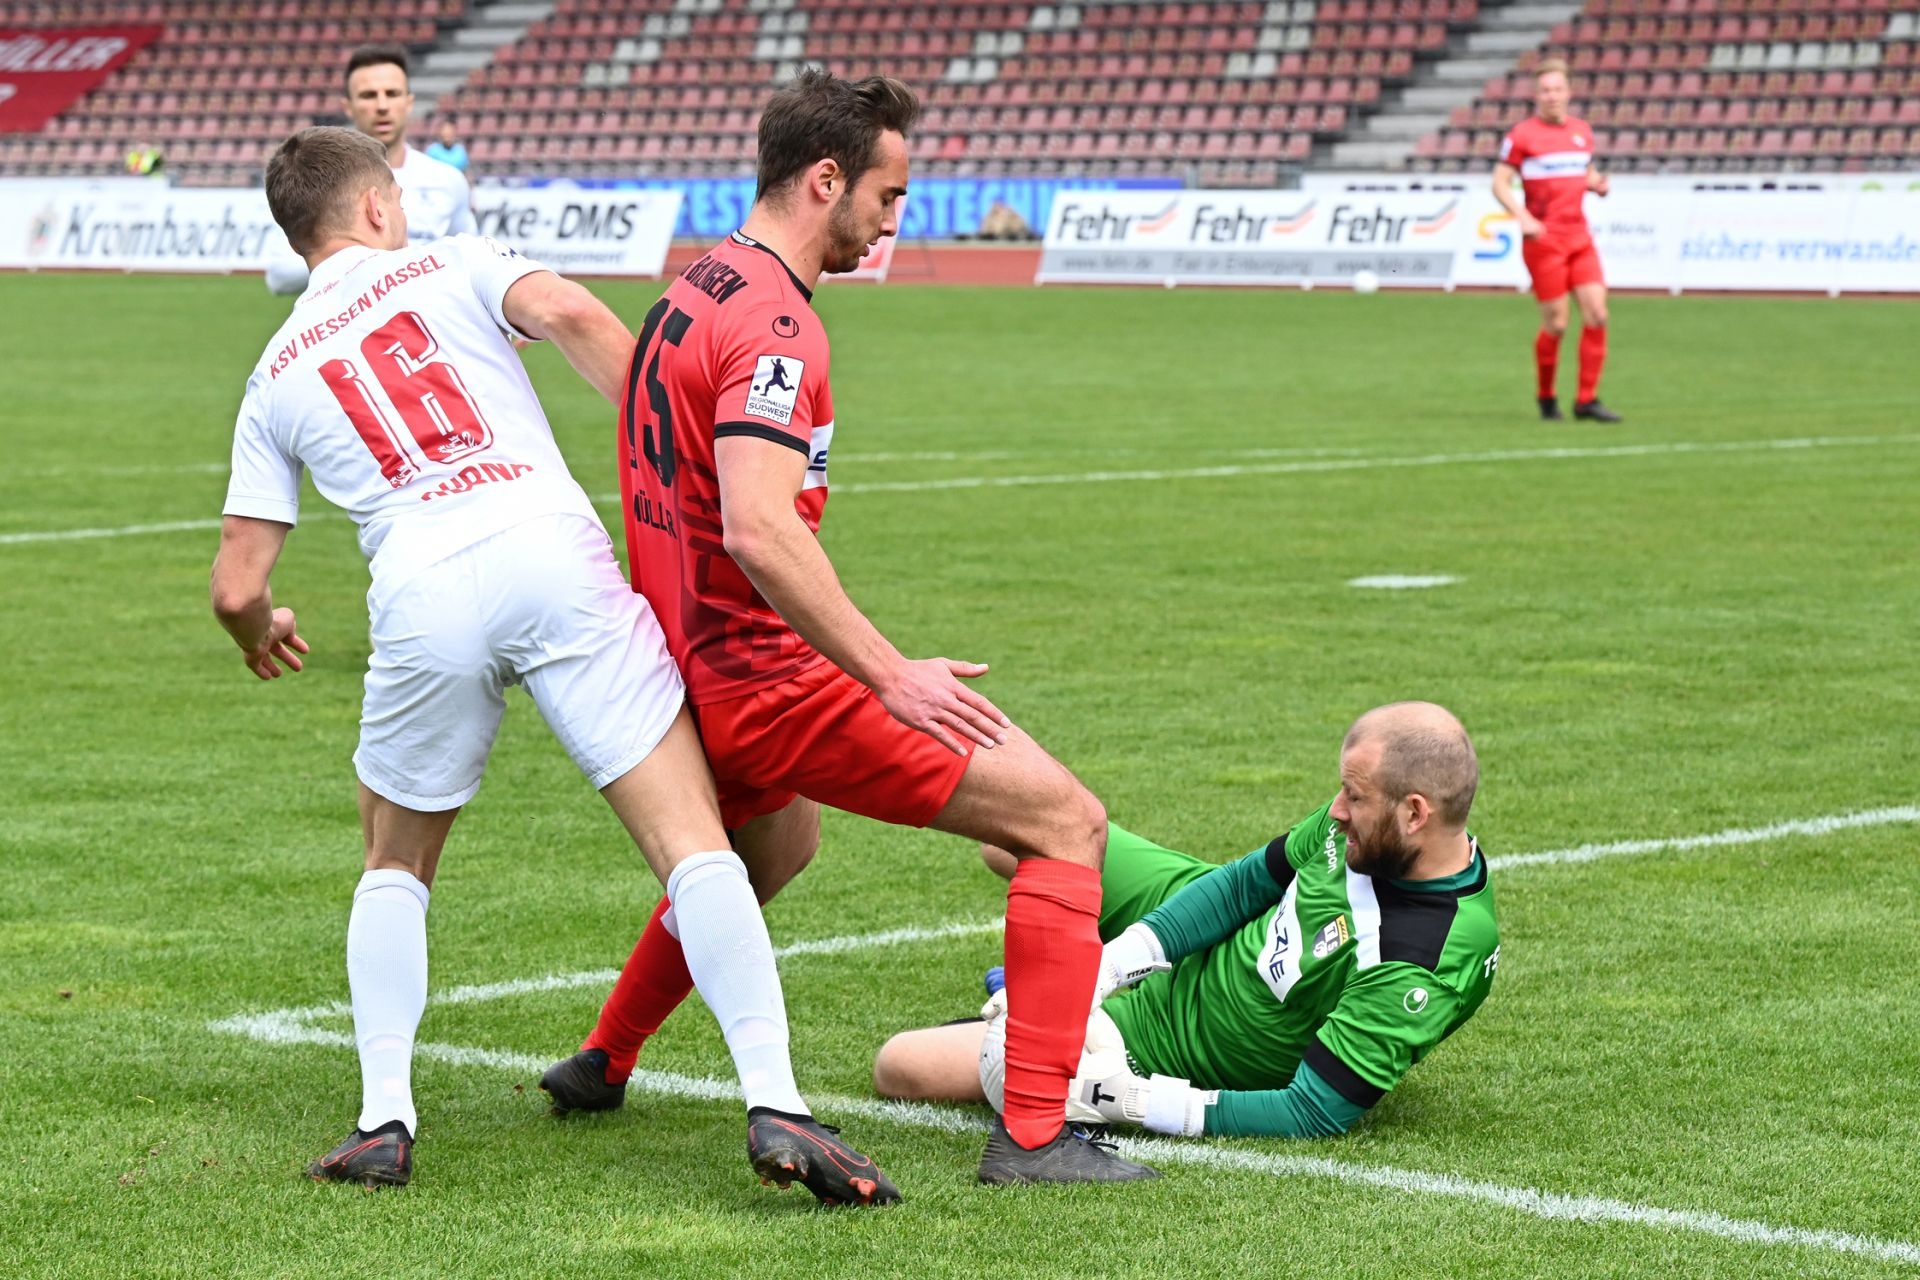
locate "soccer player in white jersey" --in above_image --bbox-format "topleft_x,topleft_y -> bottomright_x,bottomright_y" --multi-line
213,126 -> 894,1201
263,46 -> 476,296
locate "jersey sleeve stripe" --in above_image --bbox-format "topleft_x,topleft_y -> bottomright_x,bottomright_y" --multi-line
713,421 -> 809,454
1303,1040 -> 1386,1109
1263,835 -> 1298,892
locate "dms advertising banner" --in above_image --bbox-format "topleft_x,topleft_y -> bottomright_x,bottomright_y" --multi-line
0,180 -> 683,276
524,175 -> 1180,241
1036,189 -> 1469,286
0,26 -> 162,132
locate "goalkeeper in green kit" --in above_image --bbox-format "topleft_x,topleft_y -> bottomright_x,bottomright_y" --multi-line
872,702 -> 1500,1140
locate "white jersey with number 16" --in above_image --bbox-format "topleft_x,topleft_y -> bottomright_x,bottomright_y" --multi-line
225,234 -> 601,593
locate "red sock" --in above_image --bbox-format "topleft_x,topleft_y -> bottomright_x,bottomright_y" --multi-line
1534,329 -> 1561,400
999,859 -> 1103,1149
1577,325 -> 1607,403
583,897 -> 693,1083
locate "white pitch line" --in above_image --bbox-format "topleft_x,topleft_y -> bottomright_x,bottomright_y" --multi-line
0,517 -> 228,545
426,918 -> 1006,1008
1488,806 -> 1920,870
10,433 -> 1919,547
824,433 -> 1920,497
1116,1140 -> 1920,1267
208,1011 -> 1920,1266
1349,574 -> 1459,590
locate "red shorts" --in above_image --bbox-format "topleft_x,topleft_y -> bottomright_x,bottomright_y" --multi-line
691,659 -> 975,831
1522,234 -> 1604,302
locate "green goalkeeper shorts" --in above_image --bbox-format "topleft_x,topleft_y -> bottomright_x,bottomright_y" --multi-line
1097,823 -> 1218,943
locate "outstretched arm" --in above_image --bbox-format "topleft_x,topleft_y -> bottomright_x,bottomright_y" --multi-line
210,515 -> 307,679
501,271 -> 632,405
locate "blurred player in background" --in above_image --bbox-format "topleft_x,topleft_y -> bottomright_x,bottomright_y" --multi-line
874,703 -> 1500,1143
263,45 -> 475,295
214,127 -> 875,1200
1494,58 -> 1623,424
538,68 -> 1158,1190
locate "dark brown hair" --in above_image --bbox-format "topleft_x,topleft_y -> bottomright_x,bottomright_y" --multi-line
265,126 -> 393,254
755,68 -> 920,203
344,43 -> 409,89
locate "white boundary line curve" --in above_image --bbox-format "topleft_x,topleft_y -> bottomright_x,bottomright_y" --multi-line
208,806 -> 1920,1264
9,432 -> 1918,546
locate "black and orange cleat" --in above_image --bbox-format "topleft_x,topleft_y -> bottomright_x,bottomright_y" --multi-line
539,1047 -> 627,1114
307,1119 -> 412,1187
1573,398 -> 1623,423
746,1107 -> 900,1207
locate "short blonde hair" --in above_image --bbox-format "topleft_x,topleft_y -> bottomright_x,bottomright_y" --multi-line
1536,57 -> 1570,81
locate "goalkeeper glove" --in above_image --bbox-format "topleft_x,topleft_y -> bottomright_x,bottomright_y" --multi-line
1093,922 -> 1172,1001
1074,1066 -> 1213,1138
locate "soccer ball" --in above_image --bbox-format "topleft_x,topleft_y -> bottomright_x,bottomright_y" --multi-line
1352,269 -> 1381,294
980,1004 -> 1131,1125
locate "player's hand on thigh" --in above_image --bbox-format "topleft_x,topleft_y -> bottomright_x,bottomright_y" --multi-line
874,656 -> 1011,755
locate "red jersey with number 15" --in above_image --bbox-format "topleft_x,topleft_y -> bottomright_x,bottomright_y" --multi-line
618,232 -> 834,705
1498,115 -> 1596,239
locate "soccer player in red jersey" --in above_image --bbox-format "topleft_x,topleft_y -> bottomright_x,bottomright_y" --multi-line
539,69 -> 1158,1191
1493,58 -> 1623,423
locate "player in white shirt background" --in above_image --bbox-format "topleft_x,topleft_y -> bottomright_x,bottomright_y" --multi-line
263,44 -> 477,296
212,126 -> 892,1200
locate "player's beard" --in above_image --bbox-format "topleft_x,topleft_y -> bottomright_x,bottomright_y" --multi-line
822,187 -> 869,274
1341,814 -> 1419,880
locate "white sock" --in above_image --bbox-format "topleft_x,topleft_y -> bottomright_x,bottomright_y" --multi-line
666,850 -> 809,1116
346,868 -> 429,1137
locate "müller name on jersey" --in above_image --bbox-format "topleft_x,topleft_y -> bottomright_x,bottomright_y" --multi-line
631,489 -> 677,539
268,253 -> 448,377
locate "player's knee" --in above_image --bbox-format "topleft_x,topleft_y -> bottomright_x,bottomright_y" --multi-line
1047,784 -> 1107,869
1585,310 -> 1608,331
1540,313 -> 1569,336
871,1034 -> 921,1099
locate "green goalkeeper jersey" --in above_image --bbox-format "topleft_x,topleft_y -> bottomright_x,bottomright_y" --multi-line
1103,802 -> 1500,1125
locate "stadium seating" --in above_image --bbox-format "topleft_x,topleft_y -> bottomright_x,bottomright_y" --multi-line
429,0 -> 1471,185
0,0 -> 468,185
1414,1 -> 1920,172
3,0 -> 1910,184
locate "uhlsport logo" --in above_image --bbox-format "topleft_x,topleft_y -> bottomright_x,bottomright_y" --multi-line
1403,987 -> 1431,1014
1474,210 -> 1516,260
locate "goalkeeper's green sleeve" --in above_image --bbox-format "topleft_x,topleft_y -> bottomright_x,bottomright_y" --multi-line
1202,1060 -> 1370,1138
1136,847 -> 1289,963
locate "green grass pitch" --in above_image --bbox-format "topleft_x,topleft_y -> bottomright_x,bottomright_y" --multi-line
2,273 -> 1917,1278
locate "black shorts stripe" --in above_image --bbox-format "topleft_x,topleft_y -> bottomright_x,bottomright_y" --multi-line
1303,1040 -> 1385,1109
714,421 -> 808,453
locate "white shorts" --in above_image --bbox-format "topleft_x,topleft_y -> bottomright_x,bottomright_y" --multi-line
354,513 -> 684,811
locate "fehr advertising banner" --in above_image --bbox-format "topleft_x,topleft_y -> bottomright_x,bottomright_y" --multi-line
1037,189 -> 1468,287
1044,181 -> 1920,294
